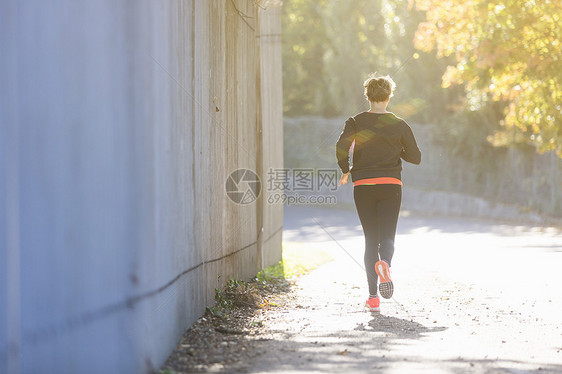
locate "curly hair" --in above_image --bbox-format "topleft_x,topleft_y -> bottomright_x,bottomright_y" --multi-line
363,73 -> 396,102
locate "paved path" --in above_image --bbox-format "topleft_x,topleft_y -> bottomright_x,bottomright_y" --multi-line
247,206 -> 562,374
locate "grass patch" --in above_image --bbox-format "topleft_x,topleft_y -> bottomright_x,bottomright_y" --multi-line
208,242 -> 333,318
257,242 -> 333,281
281,242 -> 334,277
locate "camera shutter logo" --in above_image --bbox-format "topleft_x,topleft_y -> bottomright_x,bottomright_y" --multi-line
225,169 -> 261,204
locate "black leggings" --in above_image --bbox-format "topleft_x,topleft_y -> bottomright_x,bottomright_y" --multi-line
353,184 -> 402,296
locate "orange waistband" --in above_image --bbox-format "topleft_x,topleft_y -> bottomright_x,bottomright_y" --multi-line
353,177 -> 403,187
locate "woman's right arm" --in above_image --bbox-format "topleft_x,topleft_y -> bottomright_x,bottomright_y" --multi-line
335,117 -> 356,174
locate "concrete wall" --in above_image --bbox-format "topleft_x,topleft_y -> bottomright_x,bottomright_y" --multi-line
0,1 -> 283,373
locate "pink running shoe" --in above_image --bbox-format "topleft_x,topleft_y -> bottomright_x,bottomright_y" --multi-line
375,260 -> 394,299
365,296 -> 380,313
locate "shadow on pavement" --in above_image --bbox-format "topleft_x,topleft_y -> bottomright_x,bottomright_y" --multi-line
248,332 -> 562,374
357,314 -> 447,338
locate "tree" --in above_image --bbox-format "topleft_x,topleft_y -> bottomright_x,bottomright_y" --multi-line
282,0 -> 333,116
414,0 -> 562,156
282,0 -> 454,120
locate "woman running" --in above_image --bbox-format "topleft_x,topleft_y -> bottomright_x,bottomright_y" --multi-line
336,73 -> 421,313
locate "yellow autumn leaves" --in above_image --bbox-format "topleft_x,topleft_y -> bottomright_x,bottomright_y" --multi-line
414,0 -> 562,155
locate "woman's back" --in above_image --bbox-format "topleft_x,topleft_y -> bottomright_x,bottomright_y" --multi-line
336,111 -> 420,182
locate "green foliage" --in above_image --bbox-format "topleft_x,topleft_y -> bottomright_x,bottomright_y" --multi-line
256,244 -> 333,284
281,243 -> 334,276
207,278 -> 249,318
282,0 -> 456,121
255,262 -> 285,283
282,0 -> 333,116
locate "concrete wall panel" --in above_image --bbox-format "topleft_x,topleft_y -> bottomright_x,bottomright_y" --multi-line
0,1 -> 283,373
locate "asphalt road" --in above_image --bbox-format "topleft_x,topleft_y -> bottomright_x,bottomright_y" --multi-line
246,205 -> 562,374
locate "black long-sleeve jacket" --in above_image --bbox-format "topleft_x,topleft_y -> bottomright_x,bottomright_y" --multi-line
335,112 -> 421,182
